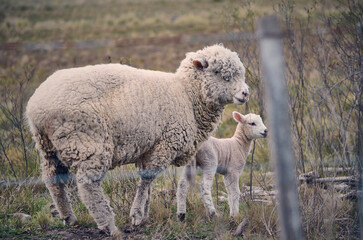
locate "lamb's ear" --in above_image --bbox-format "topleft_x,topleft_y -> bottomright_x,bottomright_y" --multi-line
233,111 -> 244,123
193,59 -> 209,70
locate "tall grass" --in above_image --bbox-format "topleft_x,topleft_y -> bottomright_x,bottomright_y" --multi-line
225,0 -> 362,238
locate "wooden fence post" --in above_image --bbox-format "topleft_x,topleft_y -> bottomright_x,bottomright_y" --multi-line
258,15 -> 304,240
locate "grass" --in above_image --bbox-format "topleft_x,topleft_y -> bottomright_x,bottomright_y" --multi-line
0,184 -> 66,238
0,167 -> 277,239
0,166 -> 358,239
0,0 -> 231,42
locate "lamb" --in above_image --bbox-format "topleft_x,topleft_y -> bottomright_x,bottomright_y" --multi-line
25,44 -> 249,237
176,111 -> 267,220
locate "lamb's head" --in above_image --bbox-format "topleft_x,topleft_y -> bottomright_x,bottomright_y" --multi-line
233,111 -> 268,140
177,44 -> 249,106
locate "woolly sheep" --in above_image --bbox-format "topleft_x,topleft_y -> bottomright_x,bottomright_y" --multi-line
26,44 -> 249,236
176,111 -> 267,220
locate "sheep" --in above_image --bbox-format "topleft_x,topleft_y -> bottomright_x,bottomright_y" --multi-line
176,111 -> 267,220
26,44 -> 249,237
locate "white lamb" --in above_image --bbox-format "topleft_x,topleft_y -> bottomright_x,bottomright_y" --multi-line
176,111 -> 267,220
26,44 -> 249,237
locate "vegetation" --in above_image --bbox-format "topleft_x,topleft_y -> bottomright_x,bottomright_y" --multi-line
0,0 -> 361,239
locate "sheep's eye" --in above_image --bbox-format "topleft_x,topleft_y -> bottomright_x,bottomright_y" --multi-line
249,122 -> 256,126
214,70 -> 220,74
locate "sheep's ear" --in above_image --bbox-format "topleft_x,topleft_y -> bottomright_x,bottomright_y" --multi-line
193,60 -> 203,70
193,60 -> 208,70
233,111 -> 244,123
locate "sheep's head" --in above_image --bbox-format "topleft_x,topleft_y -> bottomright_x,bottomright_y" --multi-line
233,111 -> 268,139
179,44 -> 249,107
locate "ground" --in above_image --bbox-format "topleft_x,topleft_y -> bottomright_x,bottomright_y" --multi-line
5,227 -> 108,240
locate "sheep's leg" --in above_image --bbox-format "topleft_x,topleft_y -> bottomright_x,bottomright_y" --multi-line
176,165 -> 192,221
130,168 -> 161,226
42,155 -> 77,226
130,141 -> 177,226
198,165 -> 218,218
143,183 -> 152,220
76,162 -> 120,237
223,172 -> 240,217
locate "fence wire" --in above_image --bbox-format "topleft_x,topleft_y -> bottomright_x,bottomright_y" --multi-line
0,156 -> 359,188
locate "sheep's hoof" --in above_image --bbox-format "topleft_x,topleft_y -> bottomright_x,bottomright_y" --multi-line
110,229 -> 123,239
63,215 -> 78,226
98,226 -> 121,238
209,211 -> 218,220
132,218 -> 141,226
50,203 -> 60,218
123,225 -> 136,233
131,215 -> 146,227
178,213 -> 186,222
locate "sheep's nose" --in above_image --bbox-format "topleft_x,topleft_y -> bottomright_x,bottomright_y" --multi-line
264,129 -> 268,134
242,91 -> 249,97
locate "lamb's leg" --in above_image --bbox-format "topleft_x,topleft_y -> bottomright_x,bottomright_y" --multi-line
223,172 -> 240,218
176,165 -> 192,221
198,165 -> 218,218
42,154 -> 77,226
76,162 -> 120,237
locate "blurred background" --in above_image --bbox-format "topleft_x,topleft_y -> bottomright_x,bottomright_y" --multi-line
0,0 -> 361,239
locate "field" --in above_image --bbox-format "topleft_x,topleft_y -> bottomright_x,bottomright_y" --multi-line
0,0 -> 362,239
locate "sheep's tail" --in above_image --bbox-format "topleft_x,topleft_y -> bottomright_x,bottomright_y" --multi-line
185,157 -> 197,188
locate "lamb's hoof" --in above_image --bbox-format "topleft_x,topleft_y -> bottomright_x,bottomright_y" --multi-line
63,215 -> 78,226
178,213 -> 186,222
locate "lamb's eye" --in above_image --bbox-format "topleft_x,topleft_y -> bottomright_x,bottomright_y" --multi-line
249,122 -> 256,126
214,70 -> 220,74
223,76 -> 230,82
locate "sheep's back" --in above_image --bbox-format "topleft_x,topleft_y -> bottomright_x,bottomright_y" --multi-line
26,63 -> 195,166
27,64 -> 177,127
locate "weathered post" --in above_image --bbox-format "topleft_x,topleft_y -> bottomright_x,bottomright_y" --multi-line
358,73 -> 363,240
258,16 -> 304,240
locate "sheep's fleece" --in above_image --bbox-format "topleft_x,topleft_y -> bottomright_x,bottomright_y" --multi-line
26,44 -> 249,236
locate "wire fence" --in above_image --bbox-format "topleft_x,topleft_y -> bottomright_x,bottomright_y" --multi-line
0,28 -> 332,52
0,155 -> 359,188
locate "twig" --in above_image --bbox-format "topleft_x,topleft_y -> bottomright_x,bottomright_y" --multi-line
299,172 -> 357,185
0,139 -> 17,180
233,218 -> 249,237
250,140 -> 256,199
215,174 -> 219,206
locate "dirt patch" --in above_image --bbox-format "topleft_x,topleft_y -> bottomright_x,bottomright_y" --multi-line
5,227 -> 108,240
4,226 -> 154,240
